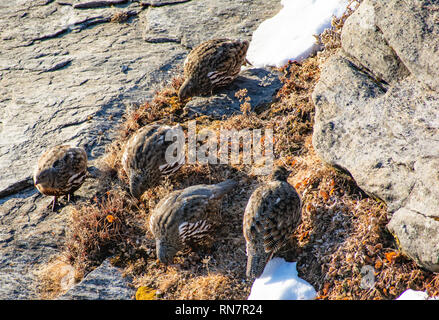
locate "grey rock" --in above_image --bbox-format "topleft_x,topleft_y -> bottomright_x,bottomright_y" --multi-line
0,188 -> 72,299
184,68 -> 282,119
58,259 -> 135,300
341,0 -> 409,84
0,0 -> 282,299
372,0 -> 439,91
142,0 -> 282,49
312,0 -> 439,271
388,208 -> 439,272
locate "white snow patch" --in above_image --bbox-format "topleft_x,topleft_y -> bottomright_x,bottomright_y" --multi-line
247,0 -> 349,68
396,289 -> 439,300
248,257 -> 316,300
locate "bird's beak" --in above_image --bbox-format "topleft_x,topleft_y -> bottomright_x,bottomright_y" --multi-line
156,240 -> 171,264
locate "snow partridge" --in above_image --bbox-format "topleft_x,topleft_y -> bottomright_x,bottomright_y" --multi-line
121,124 -> 184,199
178,38 -> 249,100
33,145 -> 88,211
149,179 -> 237,264
243,166 -> 302,279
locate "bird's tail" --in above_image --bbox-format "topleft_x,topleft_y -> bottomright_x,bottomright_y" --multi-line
246,252 -> 269,279
211,179 -> 237,198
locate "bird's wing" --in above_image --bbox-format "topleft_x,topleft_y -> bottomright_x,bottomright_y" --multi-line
122,124 -> 160,174
178,219 -> 212,244
244,182 -> 302,254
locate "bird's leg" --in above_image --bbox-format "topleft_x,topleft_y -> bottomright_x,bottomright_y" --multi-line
67,193 -> 75,203
51,196 -> 57,212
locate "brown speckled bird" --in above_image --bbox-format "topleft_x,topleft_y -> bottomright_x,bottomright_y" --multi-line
33,145 -> 88,211
121,124 -> 184,199
243,166 -> 302,279
178,38 -> 249,100
149,179 -> 237,264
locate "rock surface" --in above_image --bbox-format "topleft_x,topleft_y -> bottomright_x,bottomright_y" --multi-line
58,259 -> 135,300
184,68 -> 282,119
340,1 -> 409,84
142,0 -> 282,49
0,0 -> 282,299
312,0 -> 439,271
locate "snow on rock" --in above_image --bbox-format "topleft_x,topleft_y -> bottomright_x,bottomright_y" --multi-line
248,257 -> 316,300
247,0 -> 349,68
396,289 -> 437,300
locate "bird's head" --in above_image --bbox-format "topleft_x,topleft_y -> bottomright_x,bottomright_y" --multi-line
129,174 -> 142,199
178,78 -> 196,101
34,156 -> 65,188
271,165 -> 291,182
155,239 -> 178,265
129,171 -> 152,199
34,167 -> 54,187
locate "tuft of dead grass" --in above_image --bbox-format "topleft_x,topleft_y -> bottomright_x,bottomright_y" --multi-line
180,273 -> 249,300
111,11 -> 130,23
64,188 -> 145,275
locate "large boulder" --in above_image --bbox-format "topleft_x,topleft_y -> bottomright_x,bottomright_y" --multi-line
312,0 -> 439,271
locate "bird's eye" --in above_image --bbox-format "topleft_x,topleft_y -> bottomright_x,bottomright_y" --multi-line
52,160 -> 60,168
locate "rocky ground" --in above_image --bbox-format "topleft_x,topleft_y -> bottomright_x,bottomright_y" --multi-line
1,0 -> 439,300
0,0 -> 282,299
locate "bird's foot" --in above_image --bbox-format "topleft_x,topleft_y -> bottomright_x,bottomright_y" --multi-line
66,193 -> 75,203
47,196 -> 58,212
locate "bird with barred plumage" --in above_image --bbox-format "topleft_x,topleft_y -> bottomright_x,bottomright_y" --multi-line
243,165 -> 302,279
33,145 -> 88,211
121,124 -> 185,199
149,179 -> 237,264
178,38 -> 249,100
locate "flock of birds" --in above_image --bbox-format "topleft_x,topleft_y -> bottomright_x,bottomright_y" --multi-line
32,39 -> 303,279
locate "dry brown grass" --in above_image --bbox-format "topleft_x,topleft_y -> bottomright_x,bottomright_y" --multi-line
64,188 -> 145,275
48,0 -> 439,300
180,273 -> 249,300
111,11 -> 130,23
